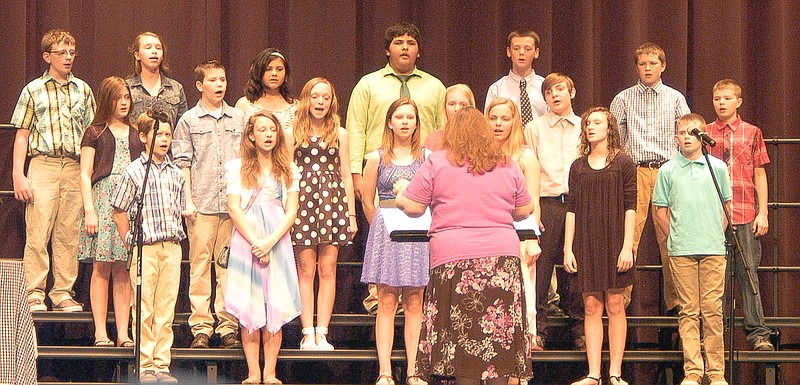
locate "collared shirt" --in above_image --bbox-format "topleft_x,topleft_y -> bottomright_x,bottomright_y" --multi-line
524,110 -> 582,196
173,101 -> 244,214
10,71 -> 95,157
653,152 -> 732,256
346,64 -> 446,172
126,74 -> 187,126
706,116 -> 770,224
485,69 -> 547,118
111,153 -> 187,245
610,80 -> 691,163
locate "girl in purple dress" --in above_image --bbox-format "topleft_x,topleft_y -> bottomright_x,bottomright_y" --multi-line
361,98 -> 430,385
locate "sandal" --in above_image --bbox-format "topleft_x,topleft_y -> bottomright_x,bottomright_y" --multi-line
300,327 -> 317,350
118,340 -> 134,348
609,375 -> 628,385
571,375 -> 601,385
407,374 -> 427,385
376,374 -> 395,385
94,340 -> 115,347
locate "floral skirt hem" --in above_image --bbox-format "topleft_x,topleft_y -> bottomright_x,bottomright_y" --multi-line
415,255 -> 531,381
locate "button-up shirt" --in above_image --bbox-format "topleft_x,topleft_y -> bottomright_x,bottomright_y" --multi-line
10,71 -> 95,157
525,110 -> 582,196
485,69 -> 547,119
127,74 -> 187,127
346,64 -> 446,172
112,153 -> 187,245
610,80 -> 691,163
706,116 -> 770,225
173,101 -> 244,214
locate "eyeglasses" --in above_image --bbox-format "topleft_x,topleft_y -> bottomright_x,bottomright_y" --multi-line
147,110 -> 170,123
48,49 -> 76,58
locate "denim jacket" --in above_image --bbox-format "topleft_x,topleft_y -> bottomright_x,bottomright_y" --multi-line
126,74 -> 187,126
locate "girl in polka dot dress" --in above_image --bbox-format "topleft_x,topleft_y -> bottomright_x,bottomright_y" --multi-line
291,78 -> 358,350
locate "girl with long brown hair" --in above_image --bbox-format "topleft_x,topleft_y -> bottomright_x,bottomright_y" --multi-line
224,112 -> 302,384
563,107 -> 636,385
77,76 -> 144,347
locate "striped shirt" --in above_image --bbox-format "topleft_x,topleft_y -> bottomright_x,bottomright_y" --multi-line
706,116 -> 770,225
610,80 -> 690,163
10,71 -> 96,157
111,153 -> 187,245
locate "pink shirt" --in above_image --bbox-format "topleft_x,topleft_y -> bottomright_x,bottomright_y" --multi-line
403,151 -> 531,268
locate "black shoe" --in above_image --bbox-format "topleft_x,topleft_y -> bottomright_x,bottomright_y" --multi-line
191,333 -> 210,348
665,306 -> 680,317
220,332 -> 242,349
573,336 -> 587,351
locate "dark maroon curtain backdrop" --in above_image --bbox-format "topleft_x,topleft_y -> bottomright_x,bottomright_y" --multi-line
1,1 -> 799,383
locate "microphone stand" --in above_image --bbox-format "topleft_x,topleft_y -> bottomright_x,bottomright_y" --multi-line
699,141 -> 758,383
126,122 -> 159,385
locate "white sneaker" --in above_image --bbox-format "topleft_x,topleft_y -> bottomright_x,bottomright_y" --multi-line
300,327 -> 317,350
315,326 -> 335,351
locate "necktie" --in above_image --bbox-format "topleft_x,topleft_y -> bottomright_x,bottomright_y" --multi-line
519,78 -> 533,126
394,74 -> 411,99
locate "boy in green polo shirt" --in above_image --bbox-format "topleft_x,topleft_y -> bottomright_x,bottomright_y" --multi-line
653,113 -> 732,385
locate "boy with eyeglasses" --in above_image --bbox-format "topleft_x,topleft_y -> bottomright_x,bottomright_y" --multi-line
11,29 -> 96,313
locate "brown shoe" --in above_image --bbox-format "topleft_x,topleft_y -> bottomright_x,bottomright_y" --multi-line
53,298 -> 83,312
220,332 -> 242,349
28,298 -> 47,312
190,333 -> 209,348
155,371 -> 178,383
140,370 -> 157,383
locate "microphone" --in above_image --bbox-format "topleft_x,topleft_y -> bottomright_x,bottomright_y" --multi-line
690,128 -> 716,147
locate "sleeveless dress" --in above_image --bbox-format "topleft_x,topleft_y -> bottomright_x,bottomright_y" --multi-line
244,102 -> 296,132
360,150 -> 430,287
77,136 -> 131,262
292,136 -> 351,246
225,174 -> 302,333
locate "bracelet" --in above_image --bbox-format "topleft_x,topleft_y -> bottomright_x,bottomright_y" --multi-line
348,214 -> 356,218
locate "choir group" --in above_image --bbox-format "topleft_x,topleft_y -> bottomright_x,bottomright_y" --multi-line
10,21 -> 772,385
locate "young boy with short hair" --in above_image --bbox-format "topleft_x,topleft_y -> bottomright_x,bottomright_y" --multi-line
11,29 -> 96,312
173,60 -> 244,349
112,112 -> 187,384
524,72 -> 584,349
610,42 -> 691,313
486,29 -> 547,126
706,79 -> 773,351
653,113 -> 732,385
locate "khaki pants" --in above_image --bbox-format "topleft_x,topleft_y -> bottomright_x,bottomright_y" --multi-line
23,156 -> 82,305
187,213 -> 237,337
670,255 -> 726,378
130,241 -> 181,372
627,167 -> 677,310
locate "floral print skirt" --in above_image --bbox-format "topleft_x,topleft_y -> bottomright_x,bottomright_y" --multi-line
416,255 -> 531,381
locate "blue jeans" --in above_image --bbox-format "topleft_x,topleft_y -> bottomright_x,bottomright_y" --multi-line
730,222 -> 771,343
